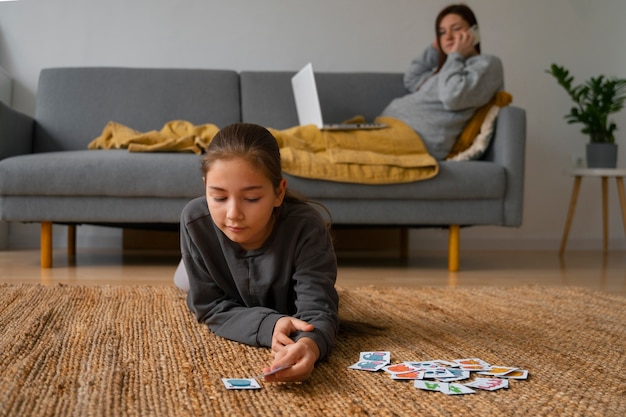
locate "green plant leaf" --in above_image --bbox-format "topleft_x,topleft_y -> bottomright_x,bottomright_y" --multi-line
547,63 -> 626,144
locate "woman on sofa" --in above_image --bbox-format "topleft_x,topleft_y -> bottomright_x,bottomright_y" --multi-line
381,3 -> 504,160
177,123 -> 339,383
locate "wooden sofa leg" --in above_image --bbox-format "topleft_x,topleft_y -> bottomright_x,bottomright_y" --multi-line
41,222 -> 53,268
448,225 -> 460,272
67,225 -> 76,259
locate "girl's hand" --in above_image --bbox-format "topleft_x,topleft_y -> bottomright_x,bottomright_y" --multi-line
272,316 -> 314,352
263,337 -> 320,382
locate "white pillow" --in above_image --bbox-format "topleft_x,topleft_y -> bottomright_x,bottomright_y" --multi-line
448,105 -> 501,161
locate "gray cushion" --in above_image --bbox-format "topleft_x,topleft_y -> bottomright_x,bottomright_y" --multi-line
0,150 -> 204,198
0,196 -> 191,223
34,68 -> 241,152
285,161 -> 505,200
240,71 -> 407,129
0,150 -> 504,201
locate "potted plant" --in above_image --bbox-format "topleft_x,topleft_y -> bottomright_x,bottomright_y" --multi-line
546,63 -> 626,168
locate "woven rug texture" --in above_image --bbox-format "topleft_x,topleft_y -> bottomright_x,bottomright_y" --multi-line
0,283 -> 625,417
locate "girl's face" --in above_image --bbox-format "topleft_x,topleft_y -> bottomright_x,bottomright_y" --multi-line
438,13 -> 471,55
204,157 -> 286,251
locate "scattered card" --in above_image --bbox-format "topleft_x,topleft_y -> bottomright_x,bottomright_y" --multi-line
349,351 -> 390,372
348,360 -> 387,372
441,383 -> 476,395
221,378 -> 261,390
405,361 -> 446,370
391,370 -> 425,380
423,368 -> 456,379
383,363 -> 419,375
478,366 -> 517,376
349,351 -> 528,396
414,380 -> 445,392
453,358 -> 492,371
432,360 -> 460,368
437,368 -> 471,382
498,370 -> 529,379
360,351 -> 391,363
464,378 -> 509,391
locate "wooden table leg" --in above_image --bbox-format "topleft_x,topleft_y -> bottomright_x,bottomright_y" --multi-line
559,176 -> 582,257
601,176 -> 608,252
616,177 -> 626,238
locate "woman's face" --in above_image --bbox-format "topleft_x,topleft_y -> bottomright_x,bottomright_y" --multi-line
204,157 -> 286,251
438,13 -> 471,55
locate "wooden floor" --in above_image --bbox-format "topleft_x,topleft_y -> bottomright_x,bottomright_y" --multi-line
1,248 -> 625,295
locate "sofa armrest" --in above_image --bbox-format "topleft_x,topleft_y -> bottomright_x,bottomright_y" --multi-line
0,101 -> 34,160
485,105 -> 526,226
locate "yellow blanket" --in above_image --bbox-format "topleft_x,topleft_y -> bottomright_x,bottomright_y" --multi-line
88,117 -> 439,184
88,120 -> 220,154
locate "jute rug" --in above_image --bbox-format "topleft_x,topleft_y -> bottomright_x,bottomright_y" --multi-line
1,284 -> 624,417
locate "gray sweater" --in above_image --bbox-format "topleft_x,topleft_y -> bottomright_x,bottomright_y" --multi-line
382,46 -> 504,159
180,196 -> 339,360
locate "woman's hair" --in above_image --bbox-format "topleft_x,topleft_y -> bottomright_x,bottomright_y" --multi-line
434,3 -> 480,73
201,123 -> 328,218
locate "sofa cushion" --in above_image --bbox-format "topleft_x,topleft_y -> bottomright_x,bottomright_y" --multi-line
33,68 -> 241,153
240,71 -> 407,129
285,160 -> 505,200
0,150 -> 205,198
0,150 -> 504,202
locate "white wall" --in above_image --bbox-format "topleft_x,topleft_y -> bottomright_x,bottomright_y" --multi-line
1,0 -> 625,252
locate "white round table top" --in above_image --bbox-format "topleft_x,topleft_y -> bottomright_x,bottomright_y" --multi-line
569,168 -> 626,177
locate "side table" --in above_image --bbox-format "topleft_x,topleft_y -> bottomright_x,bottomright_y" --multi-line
559,168 -> 626,256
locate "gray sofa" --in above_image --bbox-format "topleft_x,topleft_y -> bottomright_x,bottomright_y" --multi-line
0,67 -> 526,270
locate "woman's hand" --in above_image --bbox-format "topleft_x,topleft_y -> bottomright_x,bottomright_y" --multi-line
450,28 -> 478,58
263,337 -> 320,382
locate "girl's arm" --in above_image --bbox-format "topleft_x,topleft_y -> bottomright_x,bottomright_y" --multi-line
287,218 -> 340,362
263,216 -> 339,382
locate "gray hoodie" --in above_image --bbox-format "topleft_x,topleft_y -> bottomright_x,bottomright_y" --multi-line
382,46 -> 504,159
180,196 -> 339,361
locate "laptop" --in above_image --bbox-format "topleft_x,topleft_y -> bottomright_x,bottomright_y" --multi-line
291,63 -> 387,131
